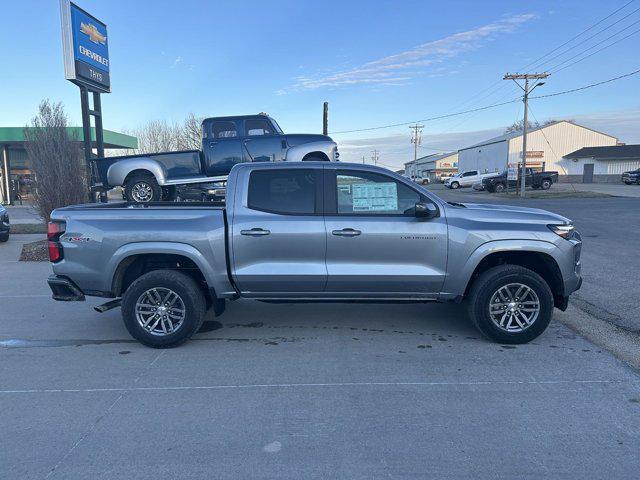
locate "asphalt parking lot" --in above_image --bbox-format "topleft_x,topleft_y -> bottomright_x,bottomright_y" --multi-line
1,192 -> 640,479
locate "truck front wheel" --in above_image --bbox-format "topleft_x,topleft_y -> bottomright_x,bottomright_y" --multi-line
124,174 -> 162,203
493,183 -> 505,193
467,265 -> 554,344
121,270 -> 206,348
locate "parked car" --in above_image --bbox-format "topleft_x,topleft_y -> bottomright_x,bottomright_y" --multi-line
444,170 -> 500,189
47,161 -> 582,348
92,113 -> 339,203
483,168 -> 559,193
622,169 -> 640,185
414,176 -> 430,185
439,172 -> 455,183
176,181 -> 226,203
0,204 -> 9,242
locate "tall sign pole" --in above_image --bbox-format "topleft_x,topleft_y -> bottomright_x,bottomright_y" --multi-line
503,73 -> 549,197
322,102 -> 329,136
60,0 -> 111,201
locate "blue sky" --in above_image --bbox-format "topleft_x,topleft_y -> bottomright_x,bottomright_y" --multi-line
1,0 -> 639,167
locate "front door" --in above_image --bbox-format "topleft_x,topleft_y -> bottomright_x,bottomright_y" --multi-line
231,167 -> 326,296
324,168 -> 448,297
583,163 -> 594,183
241,117 -> 285,163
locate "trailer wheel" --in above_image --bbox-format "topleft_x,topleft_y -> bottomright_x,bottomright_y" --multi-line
124,174 -> 162,203
122,269 -> 206,348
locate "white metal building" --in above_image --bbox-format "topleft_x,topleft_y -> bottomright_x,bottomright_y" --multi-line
562,145 -> 640,183
404,152 -> 458,182
457,121 -> 618,181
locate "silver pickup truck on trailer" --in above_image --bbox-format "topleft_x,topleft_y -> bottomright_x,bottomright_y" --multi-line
47,162 -> 582,348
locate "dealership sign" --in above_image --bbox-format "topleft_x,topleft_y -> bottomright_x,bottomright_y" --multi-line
60,0 -> 110,92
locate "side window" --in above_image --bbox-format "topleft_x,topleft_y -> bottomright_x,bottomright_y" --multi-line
462,171 -> 477,177
248,169 -> 318,215
336,171 -> 420,215
211,121 -> 237,139
245,118 -> 276,136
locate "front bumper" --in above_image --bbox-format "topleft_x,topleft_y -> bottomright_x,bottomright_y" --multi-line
48,275 -> 85,301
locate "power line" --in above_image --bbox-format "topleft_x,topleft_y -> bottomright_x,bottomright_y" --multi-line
329,97 -> 521,134
531,67 -> 640,98
527,1 -> 639,71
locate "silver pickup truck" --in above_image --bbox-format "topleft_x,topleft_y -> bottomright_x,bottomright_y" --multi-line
47,162 -> 582,348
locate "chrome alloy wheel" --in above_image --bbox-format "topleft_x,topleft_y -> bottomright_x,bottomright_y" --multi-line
135,287 -> 186,336
131,182 -> 153,202
488,283 -> 540,333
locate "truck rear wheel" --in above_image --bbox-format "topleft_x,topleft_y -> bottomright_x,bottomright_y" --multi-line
121,270 -> 206,348
124,174 -> 162,203
467,265 -> 554,344
541,179 -> 552,190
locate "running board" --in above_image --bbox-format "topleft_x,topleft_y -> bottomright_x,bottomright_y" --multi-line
94,298 -> 122,313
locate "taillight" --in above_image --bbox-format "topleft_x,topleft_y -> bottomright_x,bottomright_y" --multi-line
47,221 -> 66,262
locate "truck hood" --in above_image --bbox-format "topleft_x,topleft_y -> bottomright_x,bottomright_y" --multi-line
456,202 -> 571,224
285,134 -> 334,146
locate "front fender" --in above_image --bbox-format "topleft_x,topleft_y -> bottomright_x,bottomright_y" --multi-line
443,239 -> 560,296
284,141 -> 336,161
107,158 -> 168,187
106,242 -> 232,297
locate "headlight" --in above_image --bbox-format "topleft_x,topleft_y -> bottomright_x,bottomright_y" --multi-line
548,223 -> 575,239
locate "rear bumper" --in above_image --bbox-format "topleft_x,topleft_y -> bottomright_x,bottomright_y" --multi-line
48,275 -> 85,301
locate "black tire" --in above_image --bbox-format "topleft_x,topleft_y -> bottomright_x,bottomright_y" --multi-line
467,265 -> 554,344
450,181 -> 460,189
121,270 -> 206,348
161,186 -> 177,201
0,232 -> 8,243
493,182 -> 505,193
124,174 -> 162,203
540,179 -> 552,190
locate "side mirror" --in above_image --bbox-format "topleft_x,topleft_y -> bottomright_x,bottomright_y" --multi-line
415,201 -> 438,219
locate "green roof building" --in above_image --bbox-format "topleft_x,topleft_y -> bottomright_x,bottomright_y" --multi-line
0,127 -> 137,204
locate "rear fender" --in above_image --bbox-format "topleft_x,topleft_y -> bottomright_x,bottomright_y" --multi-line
107,158 -> 167,187
107,242 -> 232,298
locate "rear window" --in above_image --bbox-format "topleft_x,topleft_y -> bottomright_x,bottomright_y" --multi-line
248,169 -> 318,215
211,121 -> 237,138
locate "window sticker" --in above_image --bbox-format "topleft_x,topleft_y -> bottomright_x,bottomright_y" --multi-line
351,182 -> 398,211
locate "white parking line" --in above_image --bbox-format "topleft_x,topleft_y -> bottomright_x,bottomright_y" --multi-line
0,379 -> 632,395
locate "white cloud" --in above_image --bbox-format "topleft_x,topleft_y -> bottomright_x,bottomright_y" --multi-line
170,56 -> 183,68
278,14 -> 535,94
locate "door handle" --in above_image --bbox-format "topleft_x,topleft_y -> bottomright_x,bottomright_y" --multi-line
332,228 -> 361,237
241,228 -> 270,237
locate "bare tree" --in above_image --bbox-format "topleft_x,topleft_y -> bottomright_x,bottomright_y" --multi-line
504,119 -> 540,134
179,113 -> 204,150
24,100 -> 88,222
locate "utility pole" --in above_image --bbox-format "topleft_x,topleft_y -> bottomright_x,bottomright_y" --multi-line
322,102 -> 329,135
371,149 -> 379,165
409,124 -> 424,164
503,73 -> 549,197
362,155 -> 366,164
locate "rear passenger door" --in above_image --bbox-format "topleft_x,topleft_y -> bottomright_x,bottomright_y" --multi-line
460,170 -> 478,186
203,120 -> 244,176
230,167 -> 326,296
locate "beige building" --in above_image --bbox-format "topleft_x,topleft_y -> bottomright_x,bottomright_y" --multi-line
457,121 -> 618,181
404,152 -> 458,183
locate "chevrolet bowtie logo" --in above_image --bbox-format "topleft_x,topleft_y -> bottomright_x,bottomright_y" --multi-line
80,22 -> 106,45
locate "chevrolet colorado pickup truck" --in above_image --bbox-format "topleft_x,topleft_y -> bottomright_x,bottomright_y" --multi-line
47,162 -> 582,348
93,113 -> 338,203
482,168 -> 559,193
